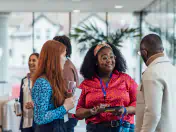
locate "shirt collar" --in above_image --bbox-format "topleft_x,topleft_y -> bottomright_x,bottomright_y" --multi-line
146,53 -> 164,66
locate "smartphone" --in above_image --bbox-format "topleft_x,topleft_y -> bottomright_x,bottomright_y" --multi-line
104,106 -> 122,112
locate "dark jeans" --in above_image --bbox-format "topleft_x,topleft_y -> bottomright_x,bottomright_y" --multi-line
35,119 -> 67,132
65,118 -> 78,132
21,127 -> 34,132
86,121 -> 135,132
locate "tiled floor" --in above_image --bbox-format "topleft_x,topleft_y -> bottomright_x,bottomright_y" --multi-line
74,120 -> 86,132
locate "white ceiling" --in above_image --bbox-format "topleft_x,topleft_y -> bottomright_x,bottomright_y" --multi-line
0,0 -> 154,12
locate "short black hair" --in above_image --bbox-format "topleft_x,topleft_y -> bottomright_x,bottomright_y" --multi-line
29,53 -> 39,59
53,35 -> 72,57
141,34 -> 164,52
80,43 -> 127,79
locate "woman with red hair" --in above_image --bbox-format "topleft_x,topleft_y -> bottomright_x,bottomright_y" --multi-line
32,40 -> 75,132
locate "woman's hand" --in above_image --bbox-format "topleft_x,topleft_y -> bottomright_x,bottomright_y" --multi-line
75,104 -> 108,119
16,113 -> 22,116
111,107 -> 128,116
63,96 -> 76,111
90,104 -> 108,115
25,102 -> 34,109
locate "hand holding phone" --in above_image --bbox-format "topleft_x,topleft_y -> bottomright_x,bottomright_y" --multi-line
104,106 -> 122,113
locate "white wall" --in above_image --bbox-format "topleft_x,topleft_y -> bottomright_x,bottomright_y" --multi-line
9,17 -> 60,67
34,17 -> 60,53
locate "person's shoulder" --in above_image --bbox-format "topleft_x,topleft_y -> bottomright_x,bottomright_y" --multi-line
20,76 -> 27,89
36,77 -> 49,83
64,59 -> 75,70
79,78 -> 97,89
142,67 -> 159,81
114,71 -> 138,87
34,77 -> 51,88
113,70 -> 132,79
22,76 -> 27,81
119,72 -> 130,77
33,78 -> 53,93
21,76 -> 28,85
67,59 -> 76,68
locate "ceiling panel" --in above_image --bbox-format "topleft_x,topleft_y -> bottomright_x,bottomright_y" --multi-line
0,0 -> 154,12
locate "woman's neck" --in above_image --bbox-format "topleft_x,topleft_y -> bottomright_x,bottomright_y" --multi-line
30,72 -> 34,78
97,71 -> 112,83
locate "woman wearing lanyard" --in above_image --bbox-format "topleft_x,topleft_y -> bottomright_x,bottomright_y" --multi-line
19,53 -> 39,132
75,43 -> 138,132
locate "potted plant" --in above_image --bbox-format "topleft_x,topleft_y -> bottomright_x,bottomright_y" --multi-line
70,22 -> 140,52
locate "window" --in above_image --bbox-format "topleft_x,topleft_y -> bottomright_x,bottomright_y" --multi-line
35,28 -> 41,39
21,54 -> 26,65
9,49 -> 13,57
46,28 -> 51,39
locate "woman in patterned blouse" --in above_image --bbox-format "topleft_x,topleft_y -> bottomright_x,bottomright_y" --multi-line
32,40 -> 76,132
75,43 -> 138,132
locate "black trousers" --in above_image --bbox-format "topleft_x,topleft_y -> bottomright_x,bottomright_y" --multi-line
86,123 -> 118,132
35,119 -> 67,132
86,122 -> 134,132
21,127 -> 34,132
65,118 -> 78,132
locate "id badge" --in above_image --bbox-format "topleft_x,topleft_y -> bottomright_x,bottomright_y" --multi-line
64,114 -> 69,122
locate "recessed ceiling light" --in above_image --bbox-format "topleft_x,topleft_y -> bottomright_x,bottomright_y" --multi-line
115,5 -> 123,9
73,10 -> 80,13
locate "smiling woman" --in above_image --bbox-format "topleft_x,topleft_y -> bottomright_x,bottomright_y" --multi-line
28,53 -> 39,74
18,53 -> 39,132
75,43 -> 138,132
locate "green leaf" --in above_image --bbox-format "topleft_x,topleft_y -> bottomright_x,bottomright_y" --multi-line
70,34 -> 79,39
70,21 -> 141,52
74,28 -> 86,33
